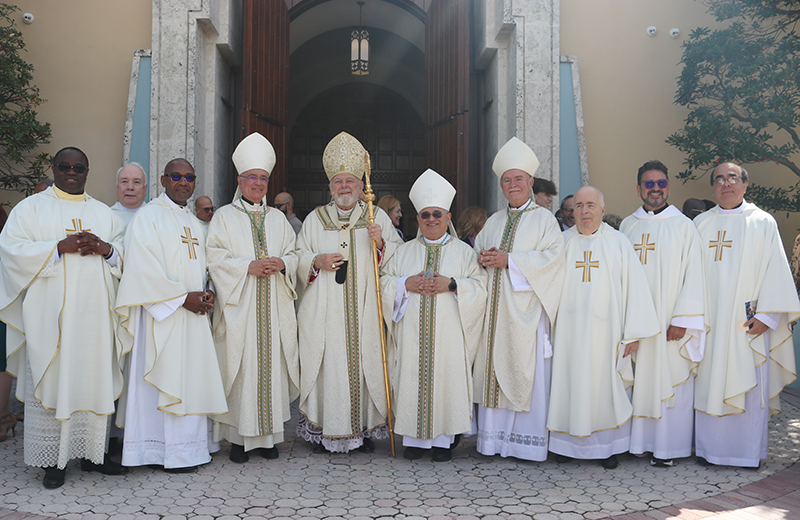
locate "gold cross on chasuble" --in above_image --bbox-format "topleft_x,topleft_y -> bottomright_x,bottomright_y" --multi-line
634,233 -> 656,264
65,219 -> 91,236
181,227 -> 199,260
709,230 -> 732,262
575,250 -> 599,282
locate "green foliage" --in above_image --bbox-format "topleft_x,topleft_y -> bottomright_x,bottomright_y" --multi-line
0,3 -> 51,196
667,0 -> 800,212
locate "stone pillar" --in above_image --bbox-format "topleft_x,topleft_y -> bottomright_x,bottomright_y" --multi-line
474,0 -> 560,213
149,0 -> 241,207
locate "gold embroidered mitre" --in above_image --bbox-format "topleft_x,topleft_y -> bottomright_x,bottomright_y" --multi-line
323,131 -> 367,181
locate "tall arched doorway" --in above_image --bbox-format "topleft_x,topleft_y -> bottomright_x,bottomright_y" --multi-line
288,83 -> 425,238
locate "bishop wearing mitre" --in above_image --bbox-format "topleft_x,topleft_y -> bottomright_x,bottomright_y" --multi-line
207,133 -> 300,463
381,169 -> 487,462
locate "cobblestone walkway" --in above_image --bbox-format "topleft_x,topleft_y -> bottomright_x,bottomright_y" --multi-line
1,396 -> 799,519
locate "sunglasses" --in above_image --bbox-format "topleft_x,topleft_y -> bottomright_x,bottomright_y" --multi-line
641,179 -> 668,189
164,173 -> 197,183
419,210 -> 444,220
55,163 -> 88,174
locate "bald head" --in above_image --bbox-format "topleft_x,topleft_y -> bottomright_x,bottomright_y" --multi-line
274,192 -> 294,216
195,196 -> 214,221
574,186 -> 606,235
682,198 -> 705,220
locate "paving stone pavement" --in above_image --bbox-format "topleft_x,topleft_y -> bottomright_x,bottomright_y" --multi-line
1,395 -> 800,519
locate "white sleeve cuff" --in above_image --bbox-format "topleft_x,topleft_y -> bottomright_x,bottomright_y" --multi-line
145,295 -> 187,323
393,277 -> 410,323
508,257 -> 532,292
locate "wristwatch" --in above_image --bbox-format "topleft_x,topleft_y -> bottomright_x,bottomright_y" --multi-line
448,277 -> 457,292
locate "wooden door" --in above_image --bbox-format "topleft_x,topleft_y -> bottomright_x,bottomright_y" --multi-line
242,0 -> 290,203
425,0 -> 475,216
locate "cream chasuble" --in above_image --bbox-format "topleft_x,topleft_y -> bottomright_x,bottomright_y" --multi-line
207,199 -> 300,449
0,187 -> 126,417
295,202 -> 402,451
620,206 -> 708,418
548,223 -> 660,438
0,187 -> 126,469
380,235 -> 487,440
116,193 -> 227,419
473,204 -> 565,412
694,203 -> 799,419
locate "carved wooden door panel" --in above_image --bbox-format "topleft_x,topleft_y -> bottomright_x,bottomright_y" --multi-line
425,0 -> 474,215
242,0 -> 290,203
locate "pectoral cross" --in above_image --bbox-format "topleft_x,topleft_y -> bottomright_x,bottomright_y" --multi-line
65,219 -> 90,236
634,233 -> 656,265
181,227 -> 199,260
575,250 -> 599,283
709,230 -> 732,262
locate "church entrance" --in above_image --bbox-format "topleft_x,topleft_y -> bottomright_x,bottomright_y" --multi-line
240,0 -> 476,227
288,83 -> 425,238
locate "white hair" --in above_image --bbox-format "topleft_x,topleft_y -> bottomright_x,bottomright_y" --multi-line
116,162 -> 147,185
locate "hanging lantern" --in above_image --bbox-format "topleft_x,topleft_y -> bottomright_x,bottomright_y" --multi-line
351,1 -> 369,76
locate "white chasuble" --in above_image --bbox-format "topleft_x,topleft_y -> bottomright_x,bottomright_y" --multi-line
0,187 -> 126,418
380,236 -> 487,440
295,202 -> 403,451
621,206 -> 708,459
548,224 -> 660,441
116,194 -> 227,419
207,199 -> 300,449
472,205 -> 564,413
694,203 -> 799,418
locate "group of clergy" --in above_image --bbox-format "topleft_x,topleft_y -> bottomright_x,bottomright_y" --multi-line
1,131 -> 798,490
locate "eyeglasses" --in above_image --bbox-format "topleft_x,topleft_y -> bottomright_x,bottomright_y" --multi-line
419,210 -> 444,220
241,174 -> 269,184
713,175 -> 741,186
561,208 -> 574,214
164,173 -> 196,183
641,179 -> 668,189
55,163 -> 87,174
274,202 -> 288,209
198,206 -> 214,213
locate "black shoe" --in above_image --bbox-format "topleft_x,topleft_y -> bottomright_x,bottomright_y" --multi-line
600,455 -> 618,469
651,457 -> 674,468
356,437 -> 374,453
312,442 -> 329,454
229,443 -> 249,463
163,465 -> 198,473
554,454 -> 573,463
80,456 -> 129,475
696,456 -> 711,466
403,447 -> 425,460
450,434 -> 462,449
259,446 -> 279,459
431,447 -> 452,462
43,467 -> 66,489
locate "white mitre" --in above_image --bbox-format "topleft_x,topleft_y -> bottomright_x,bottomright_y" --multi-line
232,132 -> 276,175
491,136 -> 540,178
409,168 -> 456,213
323,131 -> 367,181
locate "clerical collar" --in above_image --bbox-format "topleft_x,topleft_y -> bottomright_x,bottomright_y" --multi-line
336,204 -> 355,218
53,186 -> 87,201
509,198 -> 532,211
163,193 -> 189,213
241,195 -> 262,206
644,204 -> 669,216
718,200 -> 746,214
422,233 -> 449,245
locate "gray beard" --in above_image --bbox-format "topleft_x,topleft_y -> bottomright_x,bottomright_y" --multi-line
334,193 -> 357,208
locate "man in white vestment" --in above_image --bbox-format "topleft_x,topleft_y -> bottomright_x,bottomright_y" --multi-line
207,133 -> 300,463
295,131 -> 403,453
473,137 -> 565,461
195,195 -> 215,228
620,160 -> 708,467
110,162 -> 147,225
116,158 -> 227,472
0,147 -> 128,488
381,169 -> 486,462
548,186 -> 660,469
694,162 -> 800,468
